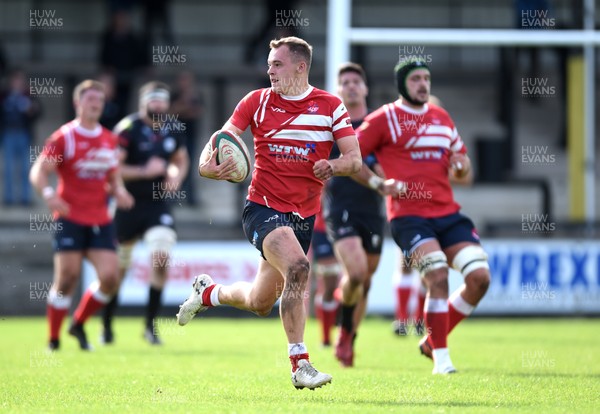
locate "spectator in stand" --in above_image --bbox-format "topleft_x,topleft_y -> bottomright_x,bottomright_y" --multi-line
1,68 -> 41,206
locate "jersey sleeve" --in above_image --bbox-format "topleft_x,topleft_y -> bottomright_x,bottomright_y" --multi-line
444,112 -> 466,155
41,129 -> 65,165
331,100 -> 354,140
228,90 -> 259,132
355,110 -> 388,158
450,125 -> 467,154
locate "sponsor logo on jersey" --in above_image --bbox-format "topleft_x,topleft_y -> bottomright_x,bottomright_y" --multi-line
267,143 -> 316,158
410,149 -> 444,161
270,106 -> 286,113
73,147 -> 118,179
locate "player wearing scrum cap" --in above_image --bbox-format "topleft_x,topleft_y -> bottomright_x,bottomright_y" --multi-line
353,60 -> 490,374
30,80 -> 134,351
101,81 -> 189,345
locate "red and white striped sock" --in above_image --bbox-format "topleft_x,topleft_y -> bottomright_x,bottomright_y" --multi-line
414,285 -> 427,325
395,275 -> 413,323
321,300 -> 338,344
448,289 -> 475,333
288,342 -> 309,372
47,289 -> 72,341
424,297 -> 449,350
201,284 -> 222,307
73,282 -> 111,324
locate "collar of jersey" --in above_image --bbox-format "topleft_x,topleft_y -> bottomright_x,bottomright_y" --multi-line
73,120 -> 102,137
395,99 -> 429,115
279,85 -> 313,101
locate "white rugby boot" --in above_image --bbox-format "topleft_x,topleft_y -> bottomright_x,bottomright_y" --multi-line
176,274 -> 213,325
291,359 -> 332,390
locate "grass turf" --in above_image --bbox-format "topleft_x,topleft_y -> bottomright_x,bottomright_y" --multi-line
0,316 -> 598,413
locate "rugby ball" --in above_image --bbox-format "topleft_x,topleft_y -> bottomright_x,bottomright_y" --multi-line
210,130 -> 251,183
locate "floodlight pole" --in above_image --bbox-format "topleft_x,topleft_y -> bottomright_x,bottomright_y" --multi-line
583,0 -> 595,224
326,0 -> 351,93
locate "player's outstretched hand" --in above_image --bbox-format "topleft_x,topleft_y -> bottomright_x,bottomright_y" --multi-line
379,179 -> 407,197
198,147 -> 238,181
313,159 -> 334,181
114,186 -> 134,210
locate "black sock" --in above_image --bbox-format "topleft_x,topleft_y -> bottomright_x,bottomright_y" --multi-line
340,304 -> 355,333
146,286 -> 163,329
103,294 -> 119,330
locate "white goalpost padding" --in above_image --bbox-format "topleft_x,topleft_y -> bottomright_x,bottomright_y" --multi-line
326,0 -> 597,222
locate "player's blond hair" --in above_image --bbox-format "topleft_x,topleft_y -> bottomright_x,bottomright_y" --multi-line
269,36 -> 313,71
73,80 -> 105,102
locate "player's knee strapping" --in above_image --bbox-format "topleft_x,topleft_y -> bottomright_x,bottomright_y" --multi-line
418,251 -> 448,275
315,263 -> 341,277
144,226 -> 177,258
452,245 -> 489,278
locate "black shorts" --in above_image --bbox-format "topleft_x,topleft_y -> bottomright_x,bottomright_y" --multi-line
52,218 -> 117,252
114,201 -> 174,243
311,230 -> 335,260
390,213 -> 481,255
242,200 -> 315,259
325,209 -> 385,254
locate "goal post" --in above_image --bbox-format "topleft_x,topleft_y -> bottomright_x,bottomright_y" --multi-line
326,0 -> 597,223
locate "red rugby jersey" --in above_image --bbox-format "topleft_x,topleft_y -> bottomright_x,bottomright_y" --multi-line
357,101 -> 467,220
229,86 -> 355,218
41,120 -> 119,225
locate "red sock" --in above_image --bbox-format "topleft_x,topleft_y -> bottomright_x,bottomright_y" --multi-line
414,291 -> 426,324
201,284 -> 217,306
315,301 -> 325,337
47,305 -> 69,341
448,302 -> 467,333
73,285 -> 110,324
289,353 -> 310,372
395,287 -> 412,322
424,298 -> 448,349
321,304 -> 338,344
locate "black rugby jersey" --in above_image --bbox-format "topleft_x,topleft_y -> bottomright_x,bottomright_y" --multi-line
114,113 -> 185,201
323,118 -> 384,217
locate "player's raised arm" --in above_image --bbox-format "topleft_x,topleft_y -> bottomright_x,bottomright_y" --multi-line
351,161 -> 406,197
313,134 -> 361,180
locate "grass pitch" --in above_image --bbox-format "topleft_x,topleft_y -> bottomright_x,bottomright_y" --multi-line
1,316 -> 598,413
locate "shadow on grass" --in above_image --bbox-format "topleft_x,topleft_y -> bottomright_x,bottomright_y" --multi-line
463,368 -> 600,380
